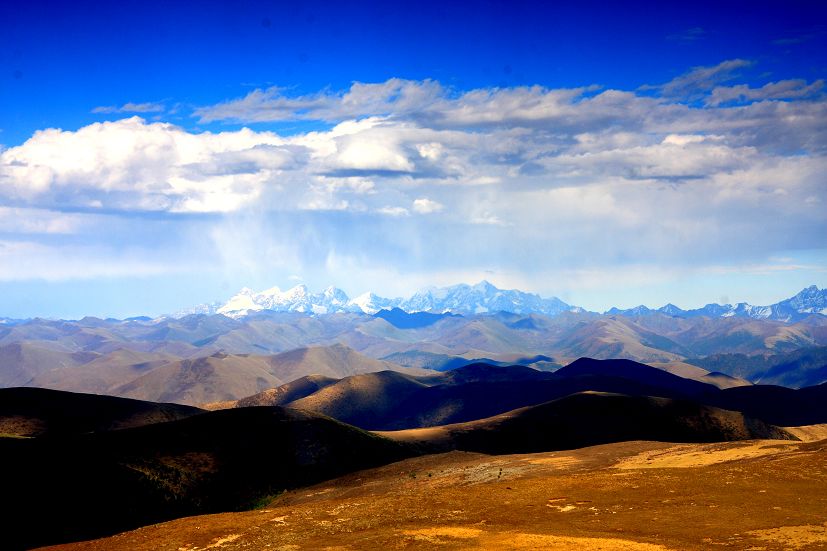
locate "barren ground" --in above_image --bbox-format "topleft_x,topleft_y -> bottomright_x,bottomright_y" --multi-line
43,432 -> 827,551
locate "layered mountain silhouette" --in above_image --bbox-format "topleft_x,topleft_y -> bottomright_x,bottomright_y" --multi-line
2,303 -> 826,403
216,358 -> 827,430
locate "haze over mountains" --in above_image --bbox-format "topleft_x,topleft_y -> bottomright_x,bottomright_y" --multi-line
177,281 -> 827,323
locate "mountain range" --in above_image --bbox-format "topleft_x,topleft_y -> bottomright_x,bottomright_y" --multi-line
176,282 -> 827,324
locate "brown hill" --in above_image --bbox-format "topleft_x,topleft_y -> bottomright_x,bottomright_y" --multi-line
288,370 -> 429,428
379,391 -> 795,455
650,360 -> 752,389
207,374 -> 339,409
109,344 -> 419,405
0,342 -> 97,386
112,352 -> 286,405
28,348 -> 177,394
41,438 -> 827,551
260,342 -> 411,381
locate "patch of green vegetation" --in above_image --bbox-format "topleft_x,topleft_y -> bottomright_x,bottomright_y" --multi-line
248,490 -> 286,510
0,433 -> 32,439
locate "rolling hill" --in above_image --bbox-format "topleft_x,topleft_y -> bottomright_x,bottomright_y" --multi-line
379,391 -> 794,454
0,386 -> 202,437
1,404 -> 414,550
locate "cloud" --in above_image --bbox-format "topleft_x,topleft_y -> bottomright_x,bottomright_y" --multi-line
2,62 -> 826,293
194,78 -> 443,123
0,117 -> 297,212
377,206 -> 409,216
647,59 -> 753,99
92,102 -> 165,114
707,79 -> 824,106
412,197 -> 444,214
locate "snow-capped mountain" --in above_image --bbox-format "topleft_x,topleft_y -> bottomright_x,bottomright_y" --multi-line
216,285 -> 358,317
184,280 -> 577,319
180,282 -> 826,323
348,292 -> 402,315
399,281 -> 574,316
606,285 -> 827,323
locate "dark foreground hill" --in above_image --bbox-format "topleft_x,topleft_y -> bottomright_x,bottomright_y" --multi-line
706,382 -> 827,426
0,387 -> 202,437
0,406 -> 414,550
379,391 -> 794,454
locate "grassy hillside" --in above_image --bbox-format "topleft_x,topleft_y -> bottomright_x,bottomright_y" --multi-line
1,405 -> 414,550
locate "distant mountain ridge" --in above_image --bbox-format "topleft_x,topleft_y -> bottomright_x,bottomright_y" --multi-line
606,285 -> 827,323
181,280 -> 580,318
177,282 -> 827,324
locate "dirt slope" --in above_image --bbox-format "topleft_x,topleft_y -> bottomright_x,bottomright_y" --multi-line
41,437 -> 827,551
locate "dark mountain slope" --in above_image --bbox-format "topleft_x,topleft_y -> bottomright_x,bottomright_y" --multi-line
381,392 -> 795,455
0,387 -> 202,437
709,382 -> 827,426
556,357 -> 719,398
1,406 -> 414,550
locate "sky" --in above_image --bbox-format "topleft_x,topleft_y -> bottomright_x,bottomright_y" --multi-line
0,0 -> 826,318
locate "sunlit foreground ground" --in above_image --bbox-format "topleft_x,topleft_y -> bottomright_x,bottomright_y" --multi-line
45,427 -> 827,551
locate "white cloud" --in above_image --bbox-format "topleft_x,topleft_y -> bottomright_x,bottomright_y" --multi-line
377,206 -> 409,216
2,64 -> 826,290
706,79 -> 824,106
648,59 -> 753,98
412,197 -> 444,214
194,78 -> 443,123
0,117 -> 295,212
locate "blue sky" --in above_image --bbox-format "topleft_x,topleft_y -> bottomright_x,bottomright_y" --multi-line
1,0 -> 826,317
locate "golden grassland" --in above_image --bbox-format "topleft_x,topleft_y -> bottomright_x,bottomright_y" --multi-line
44,430 -> 827,551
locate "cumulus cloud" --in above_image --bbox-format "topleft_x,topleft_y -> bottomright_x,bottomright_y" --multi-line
0,117 -> 297,212
2,62 -> 826,291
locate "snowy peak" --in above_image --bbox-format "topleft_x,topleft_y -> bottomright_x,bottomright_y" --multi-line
182,283 -> 825,323
216,284 -> 358,317
192,281 -> 575,319
783,285 -> 827,314
347,292 -> 401,315
607,286 -> 826,323
398,280 -> 572,316
606,305 -> 652,316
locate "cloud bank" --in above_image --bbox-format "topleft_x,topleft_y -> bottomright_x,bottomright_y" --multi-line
0,60 -> 825,302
